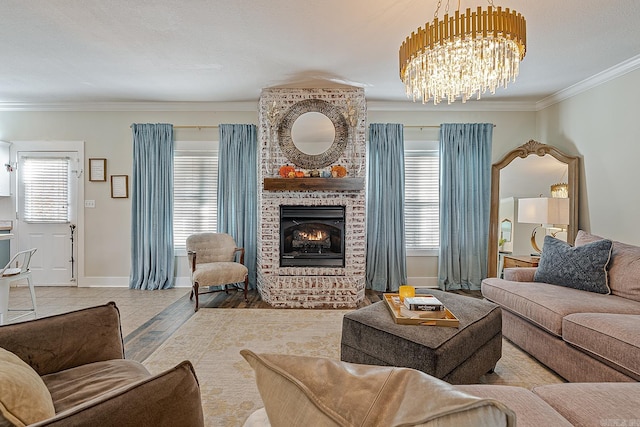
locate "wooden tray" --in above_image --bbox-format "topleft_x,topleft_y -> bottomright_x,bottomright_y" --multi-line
383,293 -> 460,328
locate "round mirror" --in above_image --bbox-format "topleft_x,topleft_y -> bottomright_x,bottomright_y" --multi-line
278,99 -> 348,169
291,112 -> 336,155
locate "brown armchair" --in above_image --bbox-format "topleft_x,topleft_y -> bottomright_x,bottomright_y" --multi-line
0,302 -> 204,426
186,232 -> 249,311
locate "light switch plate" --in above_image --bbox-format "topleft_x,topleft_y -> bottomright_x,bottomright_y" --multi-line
84,200 -> 96,208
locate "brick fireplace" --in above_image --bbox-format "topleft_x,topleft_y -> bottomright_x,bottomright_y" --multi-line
257,88 -> 366,308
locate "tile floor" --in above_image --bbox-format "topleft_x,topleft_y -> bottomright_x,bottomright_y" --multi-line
4,285 -> 190,336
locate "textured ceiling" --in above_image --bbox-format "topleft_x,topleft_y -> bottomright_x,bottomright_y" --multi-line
2,0 -> 640,105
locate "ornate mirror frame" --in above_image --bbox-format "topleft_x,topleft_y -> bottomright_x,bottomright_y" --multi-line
487,140 -> 579,277
278,98 -> 349,169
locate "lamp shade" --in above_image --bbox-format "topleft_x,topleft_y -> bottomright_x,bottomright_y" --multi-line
518,197 -> 569,225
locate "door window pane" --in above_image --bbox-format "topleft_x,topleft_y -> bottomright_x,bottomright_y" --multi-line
20,157 -> 70,223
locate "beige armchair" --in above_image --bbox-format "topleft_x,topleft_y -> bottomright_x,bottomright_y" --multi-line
186,232 -> 249,312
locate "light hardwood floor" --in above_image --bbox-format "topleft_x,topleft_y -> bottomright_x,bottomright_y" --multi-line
4,285 -> 382,362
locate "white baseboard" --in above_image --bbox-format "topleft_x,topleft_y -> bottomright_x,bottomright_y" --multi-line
78,276 -> 435,289
406,276 -> 439,288
79,276 -> 192,288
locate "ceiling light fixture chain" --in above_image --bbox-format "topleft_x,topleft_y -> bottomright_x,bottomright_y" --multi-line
434,0 -> 443,19
403,1 -> 526,105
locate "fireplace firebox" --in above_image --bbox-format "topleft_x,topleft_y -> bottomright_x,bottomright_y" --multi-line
280,205 -> 345,267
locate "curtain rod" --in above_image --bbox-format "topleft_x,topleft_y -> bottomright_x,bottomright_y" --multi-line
403,124 -> 496,129
173,125 -> 219,129
174,124 -> 495,129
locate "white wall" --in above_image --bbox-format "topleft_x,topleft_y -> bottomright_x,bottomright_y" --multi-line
0,109 -> 257,286
536,68 -> 640,245
0,105 -> 537,287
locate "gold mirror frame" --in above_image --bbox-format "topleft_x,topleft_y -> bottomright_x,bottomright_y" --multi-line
278,99 -> 349,169
488,140 -> 579,277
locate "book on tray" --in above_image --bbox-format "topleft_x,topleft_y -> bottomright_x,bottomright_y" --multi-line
403,296 -> 444,311
399,306 -> 447,319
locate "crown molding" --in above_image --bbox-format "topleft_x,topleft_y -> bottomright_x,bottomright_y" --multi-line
0,101 -> 259,112
0,97 -> 537,113
366,100 -> 537,112
536,54 -> 640,111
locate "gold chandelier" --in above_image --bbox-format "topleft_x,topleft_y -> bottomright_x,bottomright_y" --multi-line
399,0 -> 526,105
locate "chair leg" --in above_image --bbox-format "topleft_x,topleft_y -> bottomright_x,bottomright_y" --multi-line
244,276 -> 249,302
27,276 -> 37,319
193,282 -> 199,312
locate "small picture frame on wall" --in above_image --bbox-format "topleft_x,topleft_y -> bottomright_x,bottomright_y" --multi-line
89,158 -> 107,182
110,175 -> 129,198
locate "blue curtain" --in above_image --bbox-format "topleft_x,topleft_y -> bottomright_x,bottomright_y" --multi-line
129,123 -> 175,290
438,123 -> 493,291
366,123 -> 407,292
217,124 -> 258,288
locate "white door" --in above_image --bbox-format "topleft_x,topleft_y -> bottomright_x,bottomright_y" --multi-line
16,151 -> 81,286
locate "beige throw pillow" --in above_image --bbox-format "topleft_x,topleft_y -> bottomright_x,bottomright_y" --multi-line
241,350 -> 515,427
0,347 -> 56,427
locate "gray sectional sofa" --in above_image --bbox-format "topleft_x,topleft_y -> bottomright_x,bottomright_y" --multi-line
482,230 -> 640,382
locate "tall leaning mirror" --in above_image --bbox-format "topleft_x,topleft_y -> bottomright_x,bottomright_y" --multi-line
487,140 -> 579,277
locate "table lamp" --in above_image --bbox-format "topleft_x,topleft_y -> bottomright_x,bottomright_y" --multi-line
517,197 -> 569,254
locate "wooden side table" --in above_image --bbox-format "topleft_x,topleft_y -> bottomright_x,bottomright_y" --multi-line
503,255 -> 540,268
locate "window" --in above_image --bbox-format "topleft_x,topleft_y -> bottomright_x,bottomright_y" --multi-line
173,143 -> 218,249
19,156 -> 71,223
404,141 -> 439,253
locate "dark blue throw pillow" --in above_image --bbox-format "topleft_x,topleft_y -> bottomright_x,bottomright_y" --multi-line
533,235 -> 613,294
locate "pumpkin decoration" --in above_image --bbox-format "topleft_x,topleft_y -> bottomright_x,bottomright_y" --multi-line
295,170 -> 305,178
331,165 -> 348,178
279,165 -> 295,178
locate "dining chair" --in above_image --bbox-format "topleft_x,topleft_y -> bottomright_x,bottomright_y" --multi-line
0,248 -> 38,325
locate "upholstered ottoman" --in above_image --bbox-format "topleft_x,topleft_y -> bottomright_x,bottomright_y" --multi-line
340,289 -> 502,384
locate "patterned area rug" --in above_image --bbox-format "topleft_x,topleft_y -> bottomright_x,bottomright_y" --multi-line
142,308 -> 563,427
142,309 -> 349,427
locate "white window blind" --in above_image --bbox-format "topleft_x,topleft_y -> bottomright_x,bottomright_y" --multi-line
173,150 -> 218,249
21,157 -> 71,223
404,149 -> 440,250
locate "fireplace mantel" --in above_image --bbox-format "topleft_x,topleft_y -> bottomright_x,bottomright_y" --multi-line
263,177 -> 364,192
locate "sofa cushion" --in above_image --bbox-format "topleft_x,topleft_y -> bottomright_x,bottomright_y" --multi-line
0,347 -> 56,427
0,303 -> 125,377
534,235 -> 612,294
456,385 -> 572,427
42,359 -> 151,414
533,383 -> 640,426
245,386 -> 575,427
482,278 -> 640,336
193,262 -> 248,287
562,313 -> 640,380
36,361 -> 203,427
241,350 -> 516,427
575,230 -> 640,302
